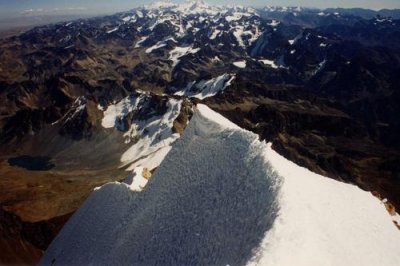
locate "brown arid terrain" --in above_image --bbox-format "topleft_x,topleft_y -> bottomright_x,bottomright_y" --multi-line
0,93 -> 133,263
0,27 -> 31,40
0,153 -> 127,264
0,160 -> 126,223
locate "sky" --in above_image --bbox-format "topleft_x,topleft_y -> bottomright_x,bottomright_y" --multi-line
1,0 -> 400,20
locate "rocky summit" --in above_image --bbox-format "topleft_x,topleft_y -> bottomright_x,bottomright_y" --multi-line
0,0 -> 400,264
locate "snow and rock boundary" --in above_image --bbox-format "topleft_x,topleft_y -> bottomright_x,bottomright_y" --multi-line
41,104 -> 400,266
41,104 -> 280,265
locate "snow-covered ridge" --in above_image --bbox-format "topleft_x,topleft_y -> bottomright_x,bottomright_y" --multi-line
40,104 -> 280,265
41,105 -> 400,266
250,143 -> 400,265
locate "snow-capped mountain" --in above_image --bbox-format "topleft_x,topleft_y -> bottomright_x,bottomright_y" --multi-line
1,0 -> 400,264
114,0 -> 264,70
40,105 -> 400,265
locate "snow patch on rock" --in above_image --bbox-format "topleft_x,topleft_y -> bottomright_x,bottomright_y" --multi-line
123,167 -> 150,192
101,93 -> 182,171
233,60 -> 246,68
145,41 -> 167,53
175,73 -> 235,99
169,46 -> 200,68
120,98 -> 182,171
259,59 -> 278,69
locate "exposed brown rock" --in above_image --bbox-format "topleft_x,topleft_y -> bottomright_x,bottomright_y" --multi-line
142,168 -> 151,180
0,208 -> 71,265
384,202 -> 397,216
372,191 -> 381,200
173,98 -> 194,135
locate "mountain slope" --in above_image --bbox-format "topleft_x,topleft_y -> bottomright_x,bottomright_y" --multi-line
253,143 -> 400,265
40,104 -> 280,265
41,105 -> 400,266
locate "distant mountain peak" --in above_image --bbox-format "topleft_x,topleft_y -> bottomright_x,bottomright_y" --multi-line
144,0 -> 257,16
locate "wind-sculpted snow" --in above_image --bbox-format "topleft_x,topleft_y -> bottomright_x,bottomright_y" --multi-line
41,105 -> 400,266
40,105 -> 280,265
249,144 -> 400,266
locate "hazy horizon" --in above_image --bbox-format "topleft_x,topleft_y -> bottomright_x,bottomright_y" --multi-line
1,0 -> 400,23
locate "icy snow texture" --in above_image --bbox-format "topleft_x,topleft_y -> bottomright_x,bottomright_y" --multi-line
41,104 -> 280,265
42,104 -> 400,266
249,143 -> 400,266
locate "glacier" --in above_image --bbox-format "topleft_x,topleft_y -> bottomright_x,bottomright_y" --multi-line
41,104 -> 400,266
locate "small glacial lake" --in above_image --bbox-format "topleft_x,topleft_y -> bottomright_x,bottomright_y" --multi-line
8,155 -> 55,171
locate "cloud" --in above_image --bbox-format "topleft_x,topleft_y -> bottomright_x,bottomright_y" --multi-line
21,7 -> 88,15
21,8 -> 34,14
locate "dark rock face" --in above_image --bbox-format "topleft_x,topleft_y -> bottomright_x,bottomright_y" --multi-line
1,2 -> 400,264
0,208 -> 71,265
